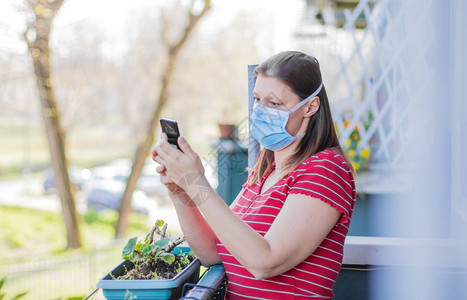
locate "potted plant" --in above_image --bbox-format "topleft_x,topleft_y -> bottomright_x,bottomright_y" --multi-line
218,123 -> 238,140
217,99 -> 245,141
96,220 -> 201,300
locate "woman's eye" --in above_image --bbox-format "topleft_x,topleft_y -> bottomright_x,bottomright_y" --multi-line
253,98 -> 280,107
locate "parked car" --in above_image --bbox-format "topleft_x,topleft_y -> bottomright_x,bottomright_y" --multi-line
83,157 -> 217,214
86,159 -> 168,199
86,179 -> 157,215
84,159 -> 162,214
43,166 -> 91,193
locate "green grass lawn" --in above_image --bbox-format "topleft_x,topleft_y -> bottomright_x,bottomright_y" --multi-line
0,206 -> 150,265
0,206 -> 183,299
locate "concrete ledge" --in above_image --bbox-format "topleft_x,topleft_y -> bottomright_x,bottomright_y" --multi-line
355,170 -> 411,195
343,236 -> 467,268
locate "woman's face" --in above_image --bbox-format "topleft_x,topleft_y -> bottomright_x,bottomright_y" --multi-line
253,74 -> 306,137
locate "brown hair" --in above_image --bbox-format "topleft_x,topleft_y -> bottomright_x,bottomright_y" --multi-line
250,51 -> 354,184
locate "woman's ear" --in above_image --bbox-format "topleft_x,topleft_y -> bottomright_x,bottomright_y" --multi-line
304,97 -> 320,117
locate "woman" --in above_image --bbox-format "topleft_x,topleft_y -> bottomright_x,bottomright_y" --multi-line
152,51 -> 356,299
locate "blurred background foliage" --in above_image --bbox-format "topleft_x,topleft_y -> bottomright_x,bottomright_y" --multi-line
0,2 -> 273,177
0,0 -> 299,297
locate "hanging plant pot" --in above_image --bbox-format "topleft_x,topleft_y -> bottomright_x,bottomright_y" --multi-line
97,246 -> 201,300
218,123 -> 238,140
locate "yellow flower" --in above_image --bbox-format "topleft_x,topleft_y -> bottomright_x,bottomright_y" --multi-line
361,147 -> 370,159
344,139 -> 351,148
348,149 -> 356,158
351,161 -> 360,171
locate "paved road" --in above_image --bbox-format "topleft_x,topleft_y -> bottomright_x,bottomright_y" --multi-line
0,177 -> 68,211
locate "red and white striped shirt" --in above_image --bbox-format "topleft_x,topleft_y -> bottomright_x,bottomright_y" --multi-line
216,149 -> 356,299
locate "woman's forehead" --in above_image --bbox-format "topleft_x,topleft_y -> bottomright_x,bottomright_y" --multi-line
253,75 -> 293,98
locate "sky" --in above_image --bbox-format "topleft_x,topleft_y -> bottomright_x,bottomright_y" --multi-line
0,0 -> 304,57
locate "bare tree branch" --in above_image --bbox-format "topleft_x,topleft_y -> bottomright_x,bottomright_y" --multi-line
169,0 -> 211,56
115,0 -> 212,237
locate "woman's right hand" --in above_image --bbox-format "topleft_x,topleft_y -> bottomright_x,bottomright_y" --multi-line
152,138 -> 184,195
155,163 -> 185,194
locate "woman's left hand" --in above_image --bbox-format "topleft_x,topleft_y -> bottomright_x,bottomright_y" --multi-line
152,133 -> 206,194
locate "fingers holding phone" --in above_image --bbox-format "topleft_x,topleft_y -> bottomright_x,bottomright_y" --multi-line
154,118 -> 207,194
160,118 -> 181,150
152,133 -> 183,194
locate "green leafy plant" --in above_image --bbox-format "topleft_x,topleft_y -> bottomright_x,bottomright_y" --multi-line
0,277 -> 28,300
116,220 -> 193,280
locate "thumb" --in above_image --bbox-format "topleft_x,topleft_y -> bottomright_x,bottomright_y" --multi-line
178,136 -> 196,156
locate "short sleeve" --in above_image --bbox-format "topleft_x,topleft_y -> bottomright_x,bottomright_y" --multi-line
288,151 -> 356,225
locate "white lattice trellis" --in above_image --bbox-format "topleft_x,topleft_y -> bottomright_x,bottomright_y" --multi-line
330,0 -> 435,170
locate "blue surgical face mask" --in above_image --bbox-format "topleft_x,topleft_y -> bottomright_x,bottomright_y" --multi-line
250,83 -> 323,151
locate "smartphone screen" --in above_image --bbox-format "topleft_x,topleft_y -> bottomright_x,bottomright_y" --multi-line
160,118 -> 181,150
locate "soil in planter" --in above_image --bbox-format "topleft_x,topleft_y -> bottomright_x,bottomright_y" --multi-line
118,254 -> 194,280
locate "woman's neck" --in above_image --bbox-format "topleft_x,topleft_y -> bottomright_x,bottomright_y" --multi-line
274,115 -> 309,169
273,139 -> 301,170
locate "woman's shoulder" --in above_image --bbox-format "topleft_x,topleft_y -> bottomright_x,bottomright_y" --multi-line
302,148 -> 348,167
291,148 -> 353,181
289,148 -> 355,196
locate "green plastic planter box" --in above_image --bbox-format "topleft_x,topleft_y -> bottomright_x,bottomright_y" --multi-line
97,247 -> 201,300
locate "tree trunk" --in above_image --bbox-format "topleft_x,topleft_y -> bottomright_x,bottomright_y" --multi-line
115,0 -> 212,238
25,0 -> 82,249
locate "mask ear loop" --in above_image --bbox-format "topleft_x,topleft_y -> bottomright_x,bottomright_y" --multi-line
286,82 -> 323,139
289,82 -> 323,114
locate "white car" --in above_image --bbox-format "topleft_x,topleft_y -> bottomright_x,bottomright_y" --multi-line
43,166 -> 91,193
86,179 -> 156,214
84,159 -> 162,214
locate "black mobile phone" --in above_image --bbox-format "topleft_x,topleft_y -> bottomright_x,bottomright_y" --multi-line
160,118 -> 181,150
